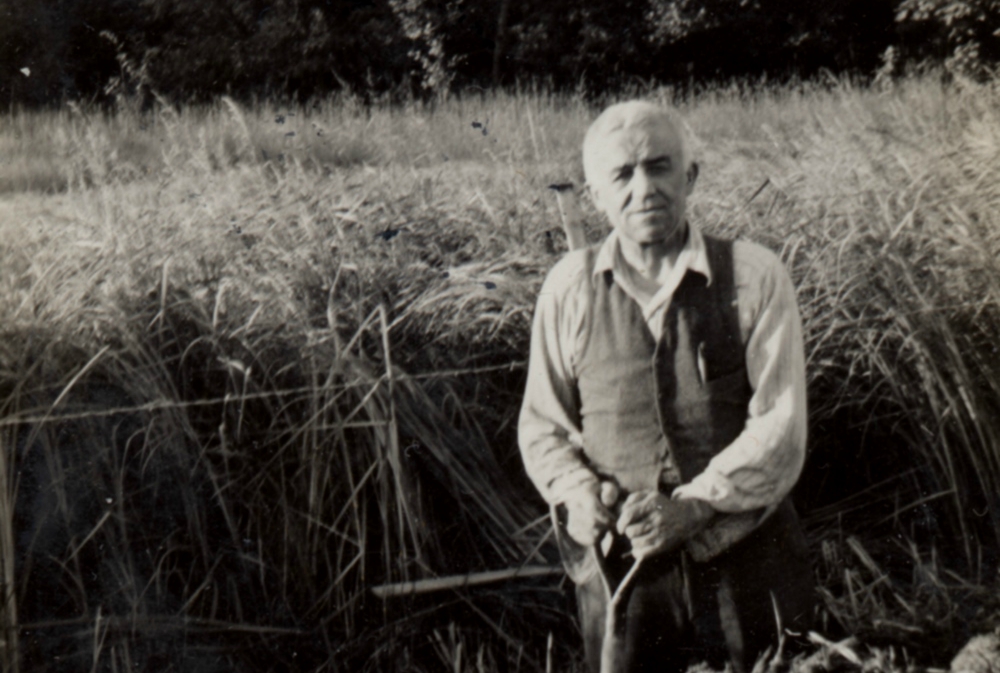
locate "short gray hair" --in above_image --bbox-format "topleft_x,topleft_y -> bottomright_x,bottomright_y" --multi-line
582,100 -> 691,185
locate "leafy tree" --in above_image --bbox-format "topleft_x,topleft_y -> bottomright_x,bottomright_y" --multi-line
0,0 -> 144,106
646,0 -> 897,83
4,0 -> 997,107
406,0 -> 900,95
68,0 -> 147,99
137,0 -> 405,101
389,0 -> 510,94
0,1 -> 67,106
895,0 -> 1000,75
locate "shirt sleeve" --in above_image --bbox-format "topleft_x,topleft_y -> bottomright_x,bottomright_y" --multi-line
517,257 -> 599,505
672,247 -> 807,513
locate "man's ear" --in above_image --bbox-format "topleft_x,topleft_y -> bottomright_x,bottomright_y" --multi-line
585,182 -> 604,214
685,162 -> 699,195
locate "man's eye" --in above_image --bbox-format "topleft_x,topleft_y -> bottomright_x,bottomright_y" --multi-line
614,168 -> 633,182
647,161 -> 671,174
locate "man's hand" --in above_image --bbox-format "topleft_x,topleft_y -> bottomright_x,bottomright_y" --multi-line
563,481 -> 618,546
616,492 -> 715,559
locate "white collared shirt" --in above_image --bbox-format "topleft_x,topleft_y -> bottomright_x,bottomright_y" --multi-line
518,224 -> 808,513
594,225 -> 713,341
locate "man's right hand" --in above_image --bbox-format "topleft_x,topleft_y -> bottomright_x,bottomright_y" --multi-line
563,481 -> 618,546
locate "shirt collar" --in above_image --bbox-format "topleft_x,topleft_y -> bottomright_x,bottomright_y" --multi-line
592,223 -> 713,287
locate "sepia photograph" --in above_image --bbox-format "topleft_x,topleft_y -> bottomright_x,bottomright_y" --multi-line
1,1 -> 999,671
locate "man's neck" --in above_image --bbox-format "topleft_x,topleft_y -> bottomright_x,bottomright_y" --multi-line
618,224 -> 689,284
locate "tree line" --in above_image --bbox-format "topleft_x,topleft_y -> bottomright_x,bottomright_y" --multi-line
1,0 -> 998,106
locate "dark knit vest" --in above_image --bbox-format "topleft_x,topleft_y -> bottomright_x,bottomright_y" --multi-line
577,236 -> 751,493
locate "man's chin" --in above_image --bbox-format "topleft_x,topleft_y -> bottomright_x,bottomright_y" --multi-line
629,222 -> 683,247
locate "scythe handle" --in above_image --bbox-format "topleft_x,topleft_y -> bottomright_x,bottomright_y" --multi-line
593,537 -> 643,673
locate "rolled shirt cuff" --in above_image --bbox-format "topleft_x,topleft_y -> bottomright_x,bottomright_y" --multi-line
547,466 -> 599,506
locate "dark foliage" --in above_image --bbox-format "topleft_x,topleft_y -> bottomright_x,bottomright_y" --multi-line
138,0 -> 409,102
2,0 -> 997,106
651,0 -> 899,83
0,0 -> 144,106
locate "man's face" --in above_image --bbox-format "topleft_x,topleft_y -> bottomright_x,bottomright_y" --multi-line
587,121 -> 697,248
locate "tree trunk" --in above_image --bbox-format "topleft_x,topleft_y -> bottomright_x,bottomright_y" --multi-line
492,0 -> 512,86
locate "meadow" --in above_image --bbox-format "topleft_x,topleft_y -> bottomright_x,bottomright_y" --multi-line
1,73 -> 999,672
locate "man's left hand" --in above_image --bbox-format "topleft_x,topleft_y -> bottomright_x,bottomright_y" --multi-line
616,492 -> 715,559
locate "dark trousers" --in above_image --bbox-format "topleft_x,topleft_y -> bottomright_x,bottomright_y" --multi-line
574,503 -> 814,673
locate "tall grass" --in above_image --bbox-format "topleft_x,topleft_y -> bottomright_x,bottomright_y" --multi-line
1,74 -> 999,670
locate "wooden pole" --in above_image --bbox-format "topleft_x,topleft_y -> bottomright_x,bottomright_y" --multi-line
548,183 -> 588,251
371,565 -> 562,598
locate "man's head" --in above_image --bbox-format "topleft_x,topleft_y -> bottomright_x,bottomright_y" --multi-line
582,101 -> 698,249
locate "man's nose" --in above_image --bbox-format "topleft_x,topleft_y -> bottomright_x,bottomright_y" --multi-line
632,169 -> 658,201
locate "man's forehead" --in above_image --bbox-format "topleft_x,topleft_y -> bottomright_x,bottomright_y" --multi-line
590,101 -> 676,135
583,101 -> 686,179
588,125 -> 681,168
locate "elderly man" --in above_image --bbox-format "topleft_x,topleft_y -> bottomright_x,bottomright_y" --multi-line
518,101 -> 814,673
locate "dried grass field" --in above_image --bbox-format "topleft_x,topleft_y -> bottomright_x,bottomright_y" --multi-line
1,74 -> 1000,672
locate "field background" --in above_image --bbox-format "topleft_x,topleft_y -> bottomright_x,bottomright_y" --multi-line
1,73 -> 1000,672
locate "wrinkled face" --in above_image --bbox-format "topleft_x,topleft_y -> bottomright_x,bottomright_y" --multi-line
586,120 -> 697,248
